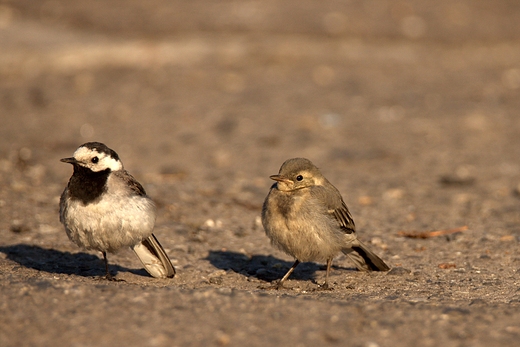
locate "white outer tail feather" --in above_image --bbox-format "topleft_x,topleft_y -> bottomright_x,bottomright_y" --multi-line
132,234 -> 176,278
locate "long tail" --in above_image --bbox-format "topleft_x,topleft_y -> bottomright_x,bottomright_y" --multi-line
343,240 -> 390,272
132,234 -> 176,278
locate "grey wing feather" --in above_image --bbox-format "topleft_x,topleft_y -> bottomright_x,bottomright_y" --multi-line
113,170 -> 147,196
59,187 -> 69,224
112,171 -> 175,278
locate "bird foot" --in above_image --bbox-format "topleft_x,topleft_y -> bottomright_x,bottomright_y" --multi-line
100,273 -> 125,282
259,280 -> 288,290
316,282 -> 333,291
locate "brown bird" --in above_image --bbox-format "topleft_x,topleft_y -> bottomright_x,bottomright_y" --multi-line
262,158 -> 389,289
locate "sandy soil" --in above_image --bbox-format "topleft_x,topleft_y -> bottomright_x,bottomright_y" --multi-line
1,1 -> 520,346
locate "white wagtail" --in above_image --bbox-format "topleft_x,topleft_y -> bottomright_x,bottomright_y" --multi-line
262,158 -> 390,289
59,142 -> 175,280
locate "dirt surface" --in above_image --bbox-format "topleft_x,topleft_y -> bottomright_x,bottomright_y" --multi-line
1,1 -> 520,346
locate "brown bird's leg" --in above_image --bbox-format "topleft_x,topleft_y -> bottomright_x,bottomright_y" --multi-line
276,260 -> 300,289
320,258 -> 333,290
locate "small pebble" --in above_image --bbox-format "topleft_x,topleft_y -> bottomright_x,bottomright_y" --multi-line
10,220 -> 30,233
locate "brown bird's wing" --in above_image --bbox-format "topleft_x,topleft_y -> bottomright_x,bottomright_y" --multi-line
311,182 -> 389,271
311,184 -> 356,233
331,200 -> 356,234
312,183 -> 389,271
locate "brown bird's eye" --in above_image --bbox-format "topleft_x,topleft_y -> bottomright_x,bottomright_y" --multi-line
91,157 -> 99,164
296,175 -> 303,181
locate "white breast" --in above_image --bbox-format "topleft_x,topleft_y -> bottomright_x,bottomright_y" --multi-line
62,189 -> 156,253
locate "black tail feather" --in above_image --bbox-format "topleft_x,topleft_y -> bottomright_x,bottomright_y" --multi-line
351,245 -> 390,271
344,240 -> 390,272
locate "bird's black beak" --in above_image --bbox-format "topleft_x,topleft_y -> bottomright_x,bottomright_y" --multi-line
60,157 -> 77,164
270,174 -> 292,184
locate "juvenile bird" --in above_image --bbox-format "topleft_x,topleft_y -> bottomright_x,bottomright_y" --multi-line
59,142 -> 175,280
262,158 -> 389,289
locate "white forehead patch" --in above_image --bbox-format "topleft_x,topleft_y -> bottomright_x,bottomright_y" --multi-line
73,146 -> 123,172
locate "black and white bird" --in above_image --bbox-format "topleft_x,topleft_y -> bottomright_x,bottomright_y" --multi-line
59,142 -> 175,280
262,158 -> 390,289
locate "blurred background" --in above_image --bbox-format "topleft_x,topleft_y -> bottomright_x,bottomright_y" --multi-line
0,0 -> 520,245
0,0 -> 520,237
1,0 -> 520,246
2,2 -> 520,346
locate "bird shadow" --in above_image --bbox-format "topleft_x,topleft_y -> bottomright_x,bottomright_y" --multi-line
0,244 -> 149,278
205,250 -> 356,283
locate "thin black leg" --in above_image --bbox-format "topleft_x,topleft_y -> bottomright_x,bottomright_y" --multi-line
102,251 -> 115,281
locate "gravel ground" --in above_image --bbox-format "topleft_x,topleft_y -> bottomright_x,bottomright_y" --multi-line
1,1 -> 520,346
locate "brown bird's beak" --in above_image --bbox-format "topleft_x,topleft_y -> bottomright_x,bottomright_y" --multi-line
60,157 -> 78,164
270,174 -> 292,184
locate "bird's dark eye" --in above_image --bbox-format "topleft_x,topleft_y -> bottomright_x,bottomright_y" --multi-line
296,175 -> 303,181
91,157 -> 99,164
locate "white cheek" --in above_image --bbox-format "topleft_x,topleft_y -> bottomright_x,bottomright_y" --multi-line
90,156 -> 123,172
104,157 -> 122,171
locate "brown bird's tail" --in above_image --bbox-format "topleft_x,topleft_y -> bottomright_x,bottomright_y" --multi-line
343,240 -> 390,272
132,234 -> 176,278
